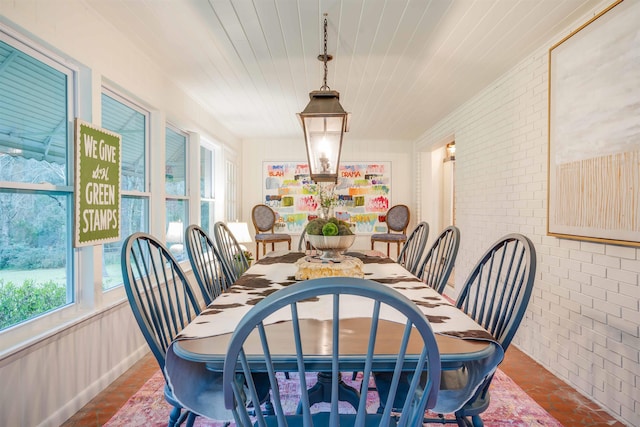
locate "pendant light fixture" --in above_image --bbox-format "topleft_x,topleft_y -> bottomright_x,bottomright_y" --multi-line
298,14 -> 349,183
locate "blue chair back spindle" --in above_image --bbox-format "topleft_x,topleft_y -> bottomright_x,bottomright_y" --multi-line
213,221 -> 249,283
417,225 -> 460,295
456,233 -> 536,350
185,224 -> 232,305
397,221 -> 429,276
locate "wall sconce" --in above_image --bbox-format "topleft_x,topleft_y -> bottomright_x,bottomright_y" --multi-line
298,14 -> 349,183
444,142 -> 456,162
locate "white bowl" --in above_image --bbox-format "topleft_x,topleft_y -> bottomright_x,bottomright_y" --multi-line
306,234 -> 356,260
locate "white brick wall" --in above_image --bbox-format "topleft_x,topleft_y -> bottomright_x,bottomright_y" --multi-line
414,10 -> 639,427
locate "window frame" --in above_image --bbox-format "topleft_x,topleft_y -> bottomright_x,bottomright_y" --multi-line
225,158 -> 238,222
0,26 -> 83,353
165,124 -> 189,259
0,26 -> 241,358
99,86 -> 151,298
199,141 -> 218,235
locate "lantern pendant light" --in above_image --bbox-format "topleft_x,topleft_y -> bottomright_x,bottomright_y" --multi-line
298,14 -> 349,183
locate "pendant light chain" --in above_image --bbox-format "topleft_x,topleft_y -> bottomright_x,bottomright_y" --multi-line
298,13 -> 349,183
321,15 -> 330,90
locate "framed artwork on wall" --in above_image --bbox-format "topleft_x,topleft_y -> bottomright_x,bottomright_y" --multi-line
547,0 -> 640,246
74,119 -> 121,247
262,161 -> 391,234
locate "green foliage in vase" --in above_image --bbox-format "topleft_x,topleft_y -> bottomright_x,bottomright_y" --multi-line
306,217 -> 354,236
234,250 -> 253,262
317,184 -> 338,209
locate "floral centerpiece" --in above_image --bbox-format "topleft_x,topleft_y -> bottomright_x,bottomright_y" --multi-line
306,216 -> 355,261
316,182 -> 338,219
234,250 -> 253,266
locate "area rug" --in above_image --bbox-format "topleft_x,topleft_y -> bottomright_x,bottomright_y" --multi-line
105,369 -> 562,426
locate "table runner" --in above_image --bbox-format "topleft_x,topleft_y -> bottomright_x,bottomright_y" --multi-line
165,251 -> 504,419
176,251 -> 494,340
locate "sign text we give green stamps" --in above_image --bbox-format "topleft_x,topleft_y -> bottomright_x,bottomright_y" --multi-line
74,119 -> 121,246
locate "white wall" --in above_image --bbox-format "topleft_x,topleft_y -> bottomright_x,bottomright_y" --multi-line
0,2 -> 237,426
0,304 -> 148,427
240,138 -> 415,255
414,4 -> 639,425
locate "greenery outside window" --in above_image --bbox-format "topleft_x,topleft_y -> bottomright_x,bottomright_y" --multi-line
0,35 -> 74,331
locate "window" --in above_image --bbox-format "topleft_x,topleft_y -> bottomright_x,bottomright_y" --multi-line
200,146 -> 216,235
0,35 -> 74,331
225,159 -> 237,222
100,90 -> 149,290
165,126 -> 188,259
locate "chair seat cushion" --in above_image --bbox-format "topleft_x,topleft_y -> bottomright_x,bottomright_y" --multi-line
439,369 -> 491,416
255,233 -> 291,242
261,412 -> 396,427
371,233 -> 407,242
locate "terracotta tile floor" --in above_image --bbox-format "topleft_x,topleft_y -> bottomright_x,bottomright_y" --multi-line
500,347 -> 626,427
62,347 -> 625,427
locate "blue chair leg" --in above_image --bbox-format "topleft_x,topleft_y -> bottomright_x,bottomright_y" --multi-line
185,412 -> 197,427
471,415 -> 484,427
455,416 -> 473,427
168,406 -> 184,427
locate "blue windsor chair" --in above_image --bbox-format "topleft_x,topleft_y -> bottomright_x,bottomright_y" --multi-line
417,225 -> 460,295
121,232 -> 202,427
297,227 -> 312,252
184,224 -> 232,305
397,221 -> 430,276
214,221 -> 250,283
429,233 -> 536,427
222,277 -> 442,427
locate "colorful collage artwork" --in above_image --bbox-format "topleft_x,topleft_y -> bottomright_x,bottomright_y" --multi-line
263,161 -> 391,234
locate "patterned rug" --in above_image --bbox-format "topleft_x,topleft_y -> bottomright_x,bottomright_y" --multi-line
105,369 -> 563,426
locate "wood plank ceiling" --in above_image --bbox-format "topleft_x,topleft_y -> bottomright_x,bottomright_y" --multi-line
85,0 -> 603,141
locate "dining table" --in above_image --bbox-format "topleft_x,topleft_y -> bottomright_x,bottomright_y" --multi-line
164,249 -> 504,421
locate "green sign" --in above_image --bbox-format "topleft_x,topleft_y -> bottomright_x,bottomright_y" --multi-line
74,119 -> 121,247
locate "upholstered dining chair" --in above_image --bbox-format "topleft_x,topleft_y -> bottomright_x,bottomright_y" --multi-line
371,204 -> 410,258
427,233 -> 536,427
222,277 -> 441,427
184,224 -> 232,306
213,221 -> 249,283
121,232 -> 201,427
251,204 -> 292,260
397,221 -> 429,276
417,225 -> 461,295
